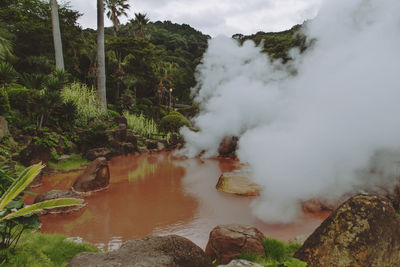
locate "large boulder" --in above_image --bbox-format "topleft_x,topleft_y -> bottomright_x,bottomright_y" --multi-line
126,130 -> 138,148
86,147 -> 112,161
145,139 -> 158,150
216,168 -> 260,196
72,157 -> 110,194
111,124 -> 127,142
0,116 -> 9,139
19,143 -> 51,166
67,235 -> 213,267
294,194 -> 400,267
34,190 -> 86,214
205,224 -> 266,265
218,136 -> 238,158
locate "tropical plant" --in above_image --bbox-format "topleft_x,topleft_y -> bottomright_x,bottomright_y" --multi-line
50,0 -> 64,70
61,82 -> 105,125
123,111 -> 159,137
97,0 -> 107,111
0,62 -> 18,87
105,0 -> 131,37
159,113 -> 190,133
129,13 -> 150,39
0,163 -> 83,250
20,73 -> 47,90
0,36 -> 12,62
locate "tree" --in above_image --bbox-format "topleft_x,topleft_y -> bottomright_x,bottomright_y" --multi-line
97,0 -> 107,111
50,0 -> 64,70
105,0 -> 131,37
129,13 -> 150,39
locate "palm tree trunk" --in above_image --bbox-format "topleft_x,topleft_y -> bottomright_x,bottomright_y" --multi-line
97,0 -> 107,111
50,0 -> 64,70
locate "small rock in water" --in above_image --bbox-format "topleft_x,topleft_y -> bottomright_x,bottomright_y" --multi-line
218,259 -> 263,267
216,167 -> 261,196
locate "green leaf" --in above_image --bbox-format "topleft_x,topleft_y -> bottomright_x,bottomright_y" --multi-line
0,163 -> 44,211
0,198 -> 84,222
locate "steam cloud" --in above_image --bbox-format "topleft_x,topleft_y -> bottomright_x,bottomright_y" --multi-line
181,0 -> 400,223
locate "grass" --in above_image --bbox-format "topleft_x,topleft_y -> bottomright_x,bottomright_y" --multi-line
48,154 -> 89,171
0,231 -> 98,267
123,111 -> 159,138
239,238 -> 306,267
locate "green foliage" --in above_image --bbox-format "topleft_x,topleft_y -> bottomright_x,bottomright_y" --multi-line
159,113 -> 190,133
0,163 -> 83,253
79,121 -> 109,149
6,86 -> 36,115
107,109 -> 120,118
0,231 -> 98,266
123,111 -> 159,137
177,104 -> 199,118
61,82 -> 106,126
33,132 -> 59,149
239,238 -> 306,267
236,24 -> 308,63
20,73 -> 47,90
0,87 -> 10,114
48,154 -> 89,171
0,62 -> 18,87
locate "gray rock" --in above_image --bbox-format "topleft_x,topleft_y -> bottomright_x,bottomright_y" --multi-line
68,235 -> 213,267
218,259 -> 263,267
34,190 -> 86,214
86,148 -> 112,161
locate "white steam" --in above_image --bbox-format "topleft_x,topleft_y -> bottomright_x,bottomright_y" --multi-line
181,0 -> 400,223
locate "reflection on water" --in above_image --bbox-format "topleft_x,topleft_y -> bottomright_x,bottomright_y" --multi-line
30,152 -> 328,250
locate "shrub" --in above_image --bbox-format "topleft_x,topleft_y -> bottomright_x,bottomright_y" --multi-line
0,87 -> 10,114
0,62 -> 18,86
7,86 -> 36,115
123,111 -> 159,137
61,82 -> 105,126
159,113 -> 190,133
79,121 -> 109,149
177,104 -> 199,118
108,109 -> 120,118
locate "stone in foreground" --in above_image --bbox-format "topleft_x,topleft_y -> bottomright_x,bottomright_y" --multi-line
218,259 -> 263,267
85,147 -> 112,161
72,157 -> 110,194
294,194 -> 400,267
34,190 -> 86,214
205,224 -> 266,265
67,235 -> 212,267
216,168 -> 261,196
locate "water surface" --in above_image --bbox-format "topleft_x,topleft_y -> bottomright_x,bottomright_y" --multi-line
29,153 -> 327,250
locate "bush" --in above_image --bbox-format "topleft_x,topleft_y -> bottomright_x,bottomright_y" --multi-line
0,87 -> 10,114
61,82 -> 106,126
7,86 -> 37,115
79,121 -> 109,149
177,104 -> 199,118
108,109 -> 120,118
159,113 -> 190,133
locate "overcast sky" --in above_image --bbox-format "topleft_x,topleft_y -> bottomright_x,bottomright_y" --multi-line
62,0 -> 322,37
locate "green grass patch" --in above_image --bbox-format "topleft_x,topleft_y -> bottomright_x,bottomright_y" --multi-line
239,238 -> 306,267
48,154 -> 89,171
0,231 -> 98,267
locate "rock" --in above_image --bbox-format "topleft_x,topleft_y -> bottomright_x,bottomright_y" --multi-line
28,172 -> 43,188
205,224 -> 266,265
126,130 -> 138,147
218,136 -> 238,158
139,146 -> 149,154
301,199 -> 337,213
113,116 -> 127,125
157,141 -> 165,151
0,116 -> 10,139
112,124 -> 127,142
19,143 -> 51,166
145,140 -> 158,150
294,194 -> 400,267
34,190 -> 86,214
169,133 -> 184,147
218,259 -> 263,267
72,157 -> 110,194
122,142 -> 136,153
86,147 -> 112,161
216,168 -> 261,196
68,235 -> 212,267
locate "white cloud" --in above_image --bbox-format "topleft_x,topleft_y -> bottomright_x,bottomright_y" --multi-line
63,0 -> 321,36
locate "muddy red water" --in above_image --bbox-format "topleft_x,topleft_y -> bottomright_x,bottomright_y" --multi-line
27,152 -> 328,251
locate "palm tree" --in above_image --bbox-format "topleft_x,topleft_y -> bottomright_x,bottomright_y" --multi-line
129,13 -> 150,39
97,0 -> 107,111
50,0 -> 64,70
105,0 -> 130,37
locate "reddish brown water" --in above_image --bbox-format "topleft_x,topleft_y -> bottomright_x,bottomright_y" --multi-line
27,153 -> 328,250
